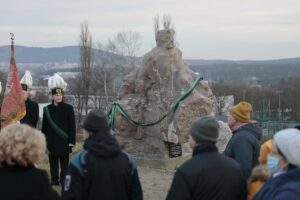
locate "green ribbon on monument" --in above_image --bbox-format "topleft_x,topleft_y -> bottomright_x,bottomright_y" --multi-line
108,76 -> 203,129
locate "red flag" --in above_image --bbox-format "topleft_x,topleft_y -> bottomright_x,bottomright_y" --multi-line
1,38 -> 26,128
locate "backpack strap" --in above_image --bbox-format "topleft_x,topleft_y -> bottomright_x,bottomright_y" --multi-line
70,150 -> 88,176
122,150 -> 136,175
70,150 -> 135,176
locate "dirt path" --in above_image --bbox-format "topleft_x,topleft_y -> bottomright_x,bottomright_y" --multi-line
138,167 -> 174,200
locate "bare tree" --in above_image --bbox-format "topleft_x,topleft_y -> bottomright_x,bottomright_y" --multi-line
92,44 -> 112,111
106,31 -> 141,73
93,31 -> 142,109
72,28 -> 141,114
73,21 -> 93,124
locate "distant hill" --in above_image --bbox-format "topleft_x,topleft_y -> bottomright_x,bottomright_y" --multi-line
0,45 -> 299,85
1,45 -> 300,66
184,57 -> 300,66
0,45 -> 79,63
185,58 -> 300,85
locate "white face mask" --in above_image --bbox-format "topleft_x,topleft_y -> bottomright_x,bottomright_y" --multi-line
267,154 -> 281,174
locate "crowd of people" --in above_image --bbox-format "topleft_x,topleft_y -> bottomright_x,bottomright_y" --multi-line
0,72 -> 300,200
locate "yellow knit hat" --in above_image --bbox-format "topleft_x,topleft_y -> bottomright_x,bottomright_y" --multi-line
229,101 -> 252,123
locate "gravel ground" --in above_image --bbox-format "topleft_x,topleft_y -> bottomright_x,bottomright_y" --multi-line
138,166 -> 174,200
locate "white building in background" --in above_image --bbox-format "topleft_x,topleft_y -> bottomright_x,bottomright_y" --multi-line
57,72 -> 79,79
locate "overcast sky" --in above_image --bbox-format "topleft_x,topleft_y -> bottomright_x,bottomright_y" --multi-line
1,0 -> 300,60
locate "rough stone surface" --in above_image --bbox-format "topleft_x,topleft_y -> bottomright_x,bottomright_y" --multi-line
216,120 -> 232,153
114,27 -> 214,158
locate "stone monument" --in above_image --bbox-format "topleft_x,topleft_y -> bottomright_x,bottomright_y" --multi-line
113,18 -> 214,169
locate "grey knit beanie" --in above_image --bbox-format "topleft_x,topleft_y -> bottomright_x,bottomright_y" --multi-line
274,128 -> 300,167
81,110 -> 110,133
189,116 -> 220,144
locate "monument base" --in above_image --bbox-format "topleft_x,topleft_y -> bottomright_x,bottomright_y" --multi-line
134,142 -> 191,170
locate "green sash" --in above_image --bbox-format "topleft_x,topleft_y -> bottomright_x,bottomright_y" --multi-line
109,76 -> 203,128
44,106 -> 68,141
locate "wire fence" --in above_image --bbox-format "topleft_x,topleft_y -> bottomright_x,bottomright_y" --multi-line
257,121 -> 299,142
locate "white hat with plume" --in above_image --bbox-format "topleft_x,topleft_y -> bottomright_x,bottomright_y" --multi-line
20,71 -> 33,91
47,73 -> 67,90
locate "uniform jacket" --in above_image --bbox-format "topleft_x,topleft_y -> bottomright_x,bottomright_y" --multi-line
42,101 -> 76,155
253,167 -> 300,200
166,143 -> 246,200
224,123 -> 262,179
20,98 -> 39,128
0,163 -> 60,200
62,132 -> 143,200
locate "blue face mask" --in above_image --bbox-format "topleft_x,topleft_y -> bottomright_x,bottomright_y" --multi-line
267,154 -> 281,174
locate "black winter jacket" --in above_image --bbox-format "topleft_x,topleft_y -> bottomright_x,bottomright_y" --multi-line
42,102 -> 76,155
0,163 -> 60,200
166,144 -> 245,200
20,98 -> 39,128
223,123 -> 262,179
62,133 -> 143,200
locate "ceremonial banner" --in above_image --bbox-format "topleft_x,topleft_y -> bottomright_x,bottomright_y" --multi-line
1,37 -> 26,128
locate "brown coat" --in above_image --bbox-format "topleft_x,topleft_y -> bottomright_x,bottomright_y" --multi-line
247,165 -> 270,200
247,180 -> 265,200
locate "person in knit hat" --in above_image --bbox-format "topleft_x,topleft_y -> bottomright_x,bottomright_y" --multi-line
167,116 -> 245,200
229,101 -> 252,127
224,101 -> 262,180
62,109 -> 143,200
253,128 -> 300,200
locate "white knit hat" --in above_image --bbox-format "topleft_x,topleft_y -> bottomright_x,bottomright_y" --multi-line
274,128 -> 300,167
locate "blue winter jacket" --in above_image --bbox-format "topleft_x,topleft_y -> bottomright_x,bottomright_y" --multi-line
253,167 -> 300,200
223,123 -> 262,179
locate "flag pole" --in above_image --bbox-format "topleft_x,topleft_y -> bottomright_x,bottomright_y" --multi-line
10,33 -> 14,58
0,33 -> 26,128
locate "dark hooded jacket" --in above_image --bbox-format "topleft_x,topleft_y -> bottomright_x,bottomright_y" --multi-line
0,163 -> 60,200
62,133 -> 143,200
224,123 -> 262,179
166,144 -> 246,200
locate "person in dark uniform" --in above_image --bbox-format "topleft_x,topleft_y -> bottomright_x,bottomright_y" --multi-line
42,87 -> 76,186
20,83 -> 39,128
19,71 -> 39,128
